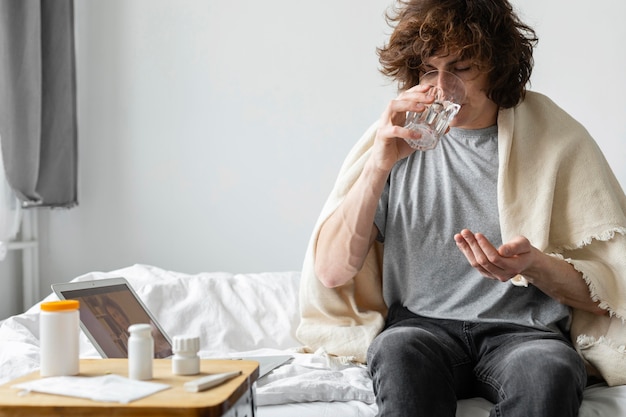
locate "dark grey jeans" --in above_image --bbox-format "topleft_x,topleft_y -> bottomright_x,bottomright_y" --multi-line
367,303 -> 586,417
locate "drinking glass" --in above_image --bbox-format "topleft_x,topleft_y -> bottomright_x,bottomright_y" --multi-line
404,70 -> 466,151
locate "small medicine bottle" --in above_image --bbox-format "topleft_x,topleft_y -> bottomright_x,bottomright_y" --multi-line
128,323 -> 154,380
172,335 -> 200,375
40,300 -> 80,377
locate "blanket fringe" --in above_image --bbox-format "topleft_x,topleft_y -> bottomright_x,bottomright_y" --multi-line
577,334 -> 626,354
553,227 -> 626,253
549,240 -> 626,323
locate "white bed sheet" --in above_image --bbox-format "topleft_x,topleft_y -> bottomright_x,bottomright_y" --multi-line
0,264 -> 625,417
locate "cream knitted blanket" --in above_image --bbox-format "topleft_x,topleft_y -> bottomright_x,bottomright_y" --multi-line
296,91 -> 626,386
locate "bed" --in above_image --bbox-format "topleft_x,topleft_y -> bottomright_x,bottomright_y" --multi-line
1,263 -> 625,416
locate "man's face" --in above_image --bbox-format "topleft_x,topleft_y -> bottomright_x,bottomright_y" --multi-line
421,54 -> 498,130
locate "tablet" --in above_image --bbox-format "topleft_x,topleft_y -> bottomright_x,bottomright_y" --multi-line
52,277 -> 173,359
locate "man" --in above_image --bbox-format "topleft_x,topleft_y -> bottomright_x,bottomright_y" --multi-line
297,0 -> 626,416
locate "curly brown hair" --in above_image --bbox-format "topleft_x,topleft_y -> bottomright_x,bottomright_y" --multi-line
377,0 -> 538,108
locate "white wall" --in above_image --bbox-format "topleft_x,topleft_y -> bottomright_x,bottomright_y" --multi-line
2,0 -> 624,315
34,0 -> 395,297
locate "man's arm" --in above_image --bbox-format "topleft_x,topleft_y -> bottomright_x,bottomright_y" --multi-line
314,160 -> 387,288
315,84 -> 434,288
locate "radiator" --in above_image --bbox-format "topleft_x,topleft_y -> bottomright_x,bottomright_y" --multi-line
5,209 -> 40,310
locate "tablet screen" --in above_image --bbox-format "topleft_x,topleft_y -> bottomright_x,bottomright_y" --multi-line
58,282 -> 172,359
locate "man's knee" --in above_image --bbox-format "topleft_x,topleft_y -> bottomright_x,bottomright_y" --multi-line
491,338 -> 586,397
367,326 -> 449,372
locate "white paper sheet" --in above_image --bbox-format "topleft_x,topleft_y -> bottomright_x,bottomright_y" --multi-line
12,374 -> 170,403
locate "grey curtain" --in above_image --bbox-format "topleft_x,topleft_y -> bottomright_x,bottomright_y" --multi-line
0,0 -> 77,208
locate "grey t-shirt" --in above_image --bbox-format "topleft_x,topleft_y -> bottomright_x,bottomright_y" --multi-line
375,125 -> 570,333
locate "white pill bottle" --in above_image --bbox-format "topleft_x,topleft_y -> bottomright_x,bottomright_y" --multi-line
172,335 -> 200,375
40,300 -> 80,377
128,323 -> 154,380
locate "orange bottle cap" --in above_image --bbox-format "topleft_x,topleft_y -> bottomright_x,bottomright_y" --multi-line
41,300 -> 80,312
